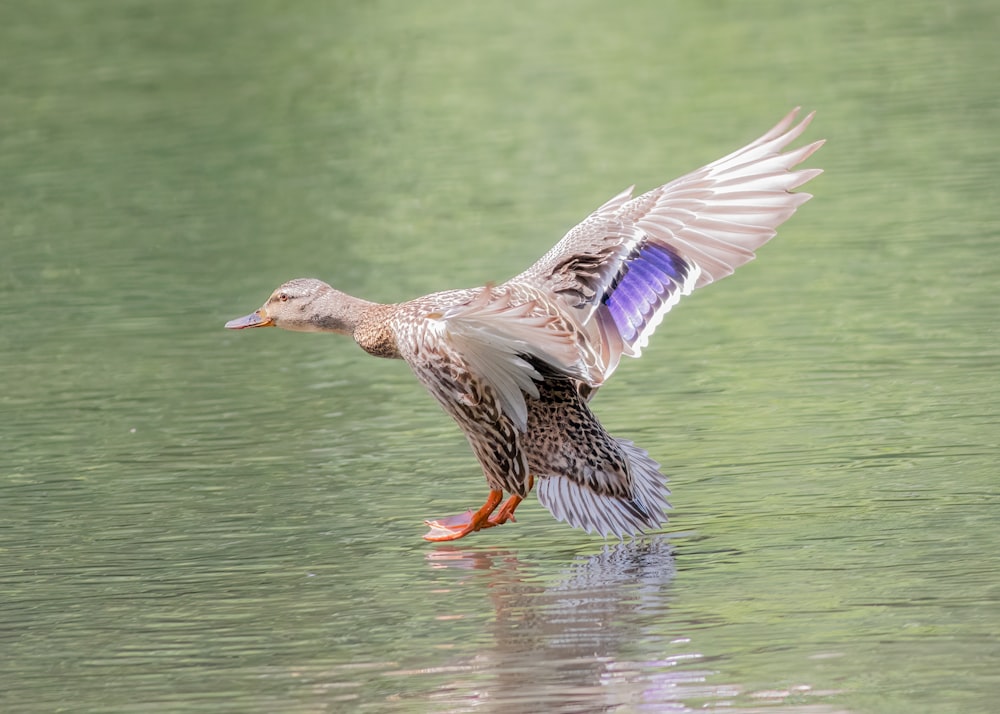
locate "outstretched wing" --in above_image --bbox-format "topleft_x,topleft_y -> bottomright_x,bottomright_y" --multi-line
510,108 -> 824,382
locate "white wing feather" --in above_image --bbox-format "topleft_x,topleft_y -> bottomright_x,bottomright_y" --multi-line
435,289 -> 587,430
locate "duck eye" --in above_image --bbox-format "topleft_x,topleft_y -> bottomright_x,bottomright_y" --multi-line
277,292 -> 289,302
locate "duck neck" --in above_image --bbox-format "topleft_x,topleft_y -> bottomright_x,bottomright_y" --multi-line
300,287 -> 400,358
305,288 -> 378,336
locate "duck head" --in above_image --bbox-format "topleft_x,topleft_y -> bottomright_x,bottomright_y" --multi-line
225,278 -> 373,335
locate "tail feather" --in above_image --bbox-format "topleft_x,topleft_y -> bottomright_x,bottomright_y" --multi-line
536,439 -> 670,538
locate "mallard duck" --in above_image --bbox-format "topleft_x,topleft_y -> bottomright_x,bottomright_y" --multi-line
226,108 -> 823,541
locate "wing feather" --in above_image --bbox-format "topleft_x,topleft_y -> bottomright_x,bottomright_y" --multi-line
510,108 -> 823,381
429,288 -> 589,431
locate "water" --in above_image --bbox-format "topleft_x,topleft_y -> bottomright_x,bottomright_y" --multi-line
2,1 -> 998,712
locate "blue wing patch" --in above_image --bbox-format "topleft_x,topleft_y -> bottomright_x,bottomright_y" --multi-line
602,242 -> 693,343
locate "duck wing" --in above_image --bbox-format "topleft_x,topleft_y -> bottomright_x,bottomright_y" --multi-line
402,287 -> 590,432
509,108 -> 824,382
399,287 -> 594,496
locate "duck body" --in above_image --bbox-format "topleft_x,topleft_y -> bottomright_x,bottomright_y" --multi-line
226,109 -> 824,541
387,284 -> 666,538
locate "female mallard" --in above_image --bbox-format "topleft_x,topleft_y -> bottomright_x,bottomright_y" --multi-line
226,108 -> 823,541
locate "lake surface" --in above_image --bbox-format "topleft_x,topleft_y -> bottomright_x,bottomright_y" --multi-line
2,1 -> 997,712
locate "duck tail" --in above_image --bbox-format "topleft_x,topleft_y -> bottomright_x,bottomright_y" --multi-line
535,439 -> 670,539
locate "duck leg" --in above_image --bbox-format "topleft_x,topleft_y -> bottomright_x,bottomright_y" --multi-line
423,490 -> 504,541
423,476 -> 534,541
486,493 -> 524,526
485,475 -> 532,527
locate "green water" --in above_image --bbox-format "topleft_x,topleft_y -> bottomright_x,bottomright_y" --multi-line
2,2 -> 997,712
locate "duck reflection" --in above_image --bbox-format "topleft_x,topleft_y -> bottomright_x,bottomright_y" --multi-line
423,536 -> 686,713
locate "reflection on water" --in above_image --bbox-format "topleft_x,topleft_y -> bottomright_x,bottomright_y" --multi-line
382,539 -> 842,714
422,538 -> 677,713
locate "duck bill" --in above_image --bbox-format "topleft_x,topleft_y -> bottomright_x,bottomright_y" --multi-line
225,310 -> 275,329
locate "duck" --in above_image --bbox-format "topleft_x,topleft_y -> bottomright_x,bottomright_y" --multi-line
225,108 -> 823,542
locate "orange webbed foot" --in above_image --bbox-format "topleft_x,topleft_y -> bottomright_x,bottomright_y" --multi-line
422,489 -> 528,542
423,511 -> 478,541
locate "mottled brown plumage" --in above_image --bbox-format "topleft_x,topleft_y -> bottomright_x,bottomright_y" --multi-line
225,108 -> 824,541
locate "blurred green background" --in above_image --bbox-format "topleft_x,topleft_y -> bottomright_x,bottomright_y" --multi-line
2,2 -> 997,712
